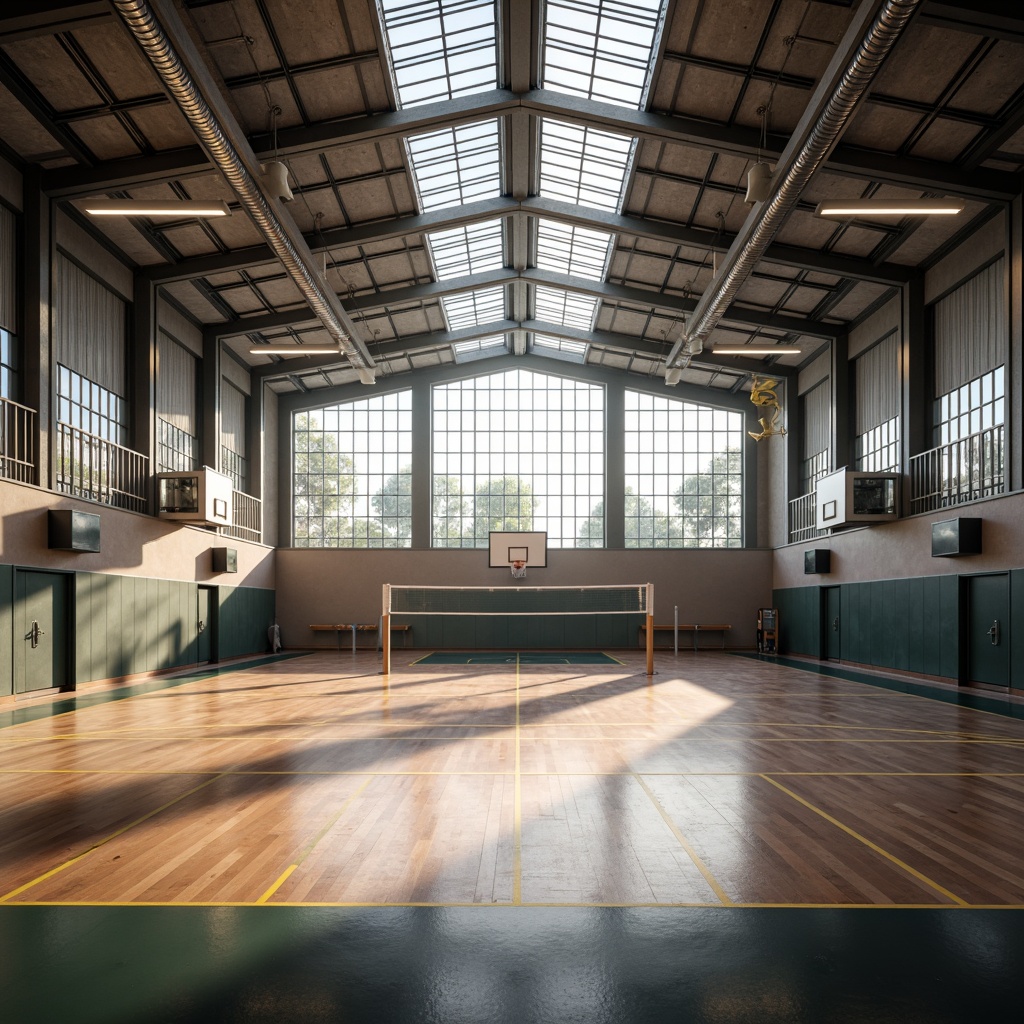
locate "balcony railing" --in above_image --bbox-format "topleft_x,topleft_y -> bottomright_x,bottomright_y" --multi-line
0,396 -> 35,483
222,488 -> 261,543
789,490 -> 827,543
56,422 -> 148,513
909,425 -> 1004,514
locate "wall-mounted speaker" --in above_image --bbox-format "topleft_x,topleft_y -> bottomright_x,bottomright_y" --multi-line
804,549 -> 831,574
48,509 -> 101,552
211,547 -> 238,573
931,518 -> 982,557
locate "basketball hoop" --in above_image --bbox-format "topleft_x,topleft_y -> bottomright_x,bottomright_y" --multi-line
510,560 -> 527,579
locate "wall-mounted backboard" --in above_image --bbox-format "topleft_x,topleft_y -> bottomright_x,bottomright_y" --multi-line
488,531 -> 548,568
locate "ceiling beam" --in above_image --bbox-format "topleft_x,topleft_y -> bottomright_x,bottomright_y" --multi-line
143,193 -> 910,287
918,0 -> 1024,43
42,88 -> 1020,202
0,0 -> 109,43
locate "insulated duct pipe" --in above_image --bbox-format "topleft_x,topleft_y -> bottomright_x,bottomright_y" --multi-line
111,0 -> 376,383
665,0 -> 921,374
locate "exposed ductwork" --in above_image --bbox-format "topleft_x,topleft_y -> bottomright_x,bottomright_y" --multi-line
111,0 -> 377,384
665,0 -> 922,379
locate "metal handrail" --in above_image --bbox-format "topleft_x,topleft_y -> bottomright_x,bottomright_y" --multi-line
0,396 -> 36,483
56,421 -> 148,513
909,425 -> 1004,514
222,488 -> 262,543
789,490 -> 826,543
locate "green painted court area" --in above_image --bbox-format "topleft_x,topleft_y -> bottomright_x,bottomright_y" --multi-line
412,651 -> 623,665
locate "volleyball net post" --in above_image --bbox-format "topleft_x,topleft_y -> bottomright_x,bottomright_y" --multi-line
381,583 -> 391,675
381,583 -> 655,677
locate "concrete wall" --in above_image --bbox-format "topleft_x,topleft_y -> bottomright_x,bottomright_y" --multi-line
0,479 -> 274,589
773,490 -> 1024,590
275,546 -> 774,650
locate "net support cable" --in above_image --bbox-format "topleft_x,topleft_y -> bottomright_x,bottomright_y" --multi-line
381,584 -> 655,676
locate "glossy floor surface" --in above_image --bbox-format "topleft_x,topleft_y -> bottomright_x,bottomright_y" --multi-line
1,651 -> 1022,1021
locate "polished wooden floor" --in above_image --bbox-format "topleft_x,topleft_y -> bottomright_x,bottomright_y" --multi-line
2,650 -> 1024,909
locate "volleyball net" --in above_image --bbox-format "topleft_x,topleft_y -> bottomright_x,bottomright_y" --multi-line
381,583 -> 655,676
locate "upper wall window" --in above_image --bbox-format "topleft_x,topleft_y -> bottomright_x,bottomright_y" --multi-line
624,390 -> 743,548
432,368 -> 604,547
854,333 -> 900,474
293,390 -> 413,548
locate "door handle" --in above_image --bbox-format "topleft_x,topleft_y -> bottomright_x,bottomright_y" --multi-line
198,620 -> 206,633
832,617 -> 839,632
27,621 -> 45,648
987,620 -> 1000,646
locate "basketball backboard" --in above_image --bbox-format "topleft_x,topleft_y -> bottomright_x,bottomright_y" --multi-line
488,531 -> 548,569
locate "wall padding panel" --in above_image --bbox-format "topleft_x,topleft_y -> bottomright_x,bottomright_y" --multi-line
774,575 -> 962,681
0,564 -> 12,697
217,585 -> 276,660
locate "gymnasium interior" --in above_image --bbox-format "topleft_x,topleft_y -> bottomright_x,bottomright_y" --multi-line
1,0 -> 1023,1020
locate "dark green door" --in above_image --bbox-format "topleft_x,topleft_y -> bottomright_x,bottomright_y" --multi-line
14,571 -> 67,693
968,574 -> 1008,687
197,587 -> 211,663
825,586 -> 841,660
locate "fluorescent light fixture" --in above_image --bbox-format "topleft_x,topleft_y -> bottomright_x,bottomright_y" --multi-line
713,345 -> 802,356
664,366 -> 682,386
84,199 -> 232,217
250,345 -> 340,355
815,199 -> 963,217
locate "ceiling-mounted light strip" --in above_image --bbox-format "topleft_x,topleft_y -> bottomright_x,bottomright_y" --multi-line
84,199 -> 231,217
713,345 -> 802,356
815,199 -> 963,217
250,345 -> 340,355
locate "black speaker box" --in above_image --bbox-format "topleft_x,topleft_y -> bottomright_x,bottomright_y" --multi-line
211,547 -> 238,573
931,518 -> 982,557
48,509 -> 101,552
804,548 -> 831,574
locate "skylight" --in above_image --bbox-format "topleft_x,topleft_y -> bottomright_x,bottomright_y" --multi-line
535,285 -> 598,329
406,119 -> 502,212
442,286 -> 506,328
538,119 -> 633,212
379,0 -> 499,108
533,333 -> 588,362
536,218 -> 612,280
541,0 -> 665,109
427,218 -> 504,279
453,334 -> 507,361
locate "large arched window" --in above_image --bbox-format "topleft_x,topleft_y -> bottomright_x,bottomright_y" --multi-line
293,391 -> 413,547
432,368 -> 604,547
624,390 -> 743,548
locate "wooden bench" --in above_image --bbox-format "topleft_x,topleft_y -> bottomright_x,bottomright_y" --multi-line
639,623 -> 732,651
309,623 -> 412,652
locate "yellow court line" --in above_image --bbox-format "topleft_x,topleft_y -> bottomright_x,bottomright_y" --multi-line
14,899 -> 1024,910
633,773 -> 733,907
759,774 -> 969,907
513,653 -> 522,905
0,773 -> 228,903
2,769 -> 1023,779
258,775 -> 376,904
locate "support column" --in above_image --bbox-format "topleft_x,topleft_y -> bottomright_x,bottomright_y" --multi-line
22,171 -> 52,489
247,375 -> 263,500
900,274 -> 927,511
605,379 -> 625,548
410,377 -> 431,548
132,274 -> 157,512
1009,195 -> 1022,493
201,327 -> 221,472
830,335 -> 851,471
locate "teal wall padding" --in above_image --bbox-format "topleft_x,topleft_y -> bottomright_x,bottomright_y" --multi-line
65,572 -> 274,683
391,613 -> 642,650
774,574 -> 969,683
0,564 -> 12,698
1010,569 -> 1024,684
218,585 -> 276,660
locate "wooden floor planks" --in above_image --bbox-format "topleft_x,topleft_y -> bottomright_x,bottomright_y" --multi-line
1,650 -> 1023,908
